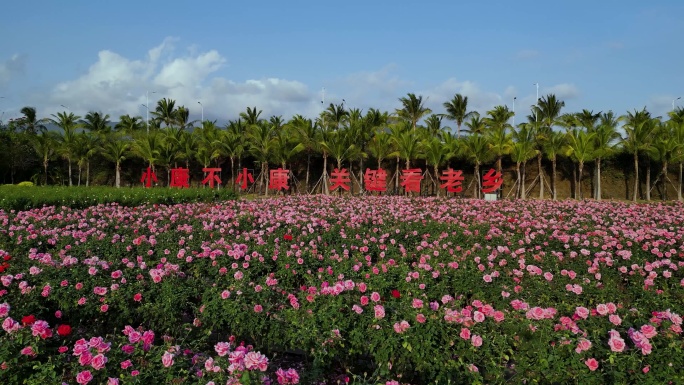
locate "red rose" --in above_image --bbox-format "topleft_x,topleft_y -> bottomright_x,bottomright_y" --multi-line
3,256 -> 10,261
22,315 -> 36,325
284,234 -> 293,241
57,324 -> 72,336
391,289 -> 401,299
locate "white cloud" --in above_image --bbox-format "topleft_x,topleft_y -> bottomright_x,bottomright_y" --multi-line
423,78 -> 504,115
44,38 -> 317,121
544,83 -> 580,100
0,54 -> 27,85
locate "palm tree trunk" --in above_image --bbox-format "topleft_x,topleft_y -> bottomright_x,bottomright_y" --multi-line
521,163 -> 527,200
305,153 -> 311,193
395,157 -> 400,193
578,162 -> 584,199
538,153 -> 544,199
78,164 -> 82,186
572,165 -> 577,199
457,123 -> 462,139
322,153 -> 329,195
263,163 -> 269,196
516,163 -> 521,199
633,152 -> 639,202
68,158 -> 73,187
230,158 -> 235,190
115,162 -> 121,188
662,162 -> 668,200
645,159 -> 651,201
474,163 -> 480,199
596,158 -> 602,201
359,157 -> 365,194
552,157 -> 557,201
44,160 -> 49,186
86,161 -> 90,187
434,165 -> 440,197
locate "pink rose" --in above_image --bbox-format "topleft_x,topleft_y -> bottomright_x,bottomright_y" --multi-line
243,351 -> 268,371
459,327 -> 471,340
162,351 -> 174,367
91,354 -> 108,370
585,358 -> 599,371
471,335 -> 483,347
640,324 -> 657,339
374,305 -> 385,319
76,370 -> 93,384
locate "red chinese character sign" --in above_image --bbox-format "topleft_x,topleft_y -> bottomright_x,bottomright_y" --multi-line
201,168 -> 222,188
140,167 -> 157,188
269,168 -> 290,191
482,168 -> 503,193
235,168 -> 254,190
364,168 -> 387,192
400,168 -> 423,193
439,168 -> 464,193
330,168 -> 351,191
170,168 -> 190,188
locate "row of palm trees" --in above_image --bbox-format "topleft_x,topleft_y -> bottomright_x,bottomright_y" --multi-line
3,93 -> 684,201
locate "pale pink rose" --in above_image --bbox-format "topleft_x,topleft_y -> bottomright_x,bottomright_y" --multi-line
243,351 -> 268,371
575,307 -> 589,319
608,336 -> 626,352
471,335 -> 483,347
374,305 -> 385,319
416,313 -> 426,323
162,351 -> 174,367
0,303 -> 10,318
640,324 -> 657,339
91,354 -> 108,370
107,378 -> 120,385
575,338 -> 592,353
412,298 -> 423,309
352,304 -> 363,314
370,292 -> 381,302
459,327 -> 471,340
596,304 -> 609,316
493,311 -> 505,323
609,314 -> 622,326
585,358 -> 599,371
214,342 -> 231,356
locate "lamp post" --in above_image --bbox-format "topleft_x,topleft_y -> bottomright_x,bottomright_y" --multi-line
673,97 -> 681,112
513,96 -> 517,127
146,90 -> 156,133
197,101 -> 204,123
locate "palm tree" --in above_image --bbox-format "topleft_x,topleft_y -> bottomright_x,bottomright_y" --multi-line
459,133 -> 493,198
74,132 -> 99,186
532,94 -> 565,199
50,111 -> 81,186
396,93 -> 431,131
240,106 -> 262,126
671,119 -> 684,201
81,111 -> 111,136
151,98 -> 178,128
368,130 -> 393,169
442,94 -> 477,138
217,129 -> 243,186
565,127 -> 595,199
422,137 -> 451,196
511,125 -> 538,199
484,105 -> 514,175
101,135 -> 130,188
592,111 -> 621,200
543,131 -> 566,200
464,115 -> 487,135
247,120 -> 276,195
392,129 -> 422,169
31,129 -> 57,185
289,115 -> 319,191
131,132 -> 162,172
18,107 -> 44,134
649,124 -> 679,200
320,103 -> 348,131
620,108 -> 656,201
115,114 -> 144,135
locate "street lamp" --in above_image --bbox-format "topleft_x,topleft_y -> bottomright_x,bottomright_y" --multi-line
513,96 -> 517,126
146,90 -> 156,133
673,97 -> 681,112
60,104 -> 70,112
197,101 -> 204,123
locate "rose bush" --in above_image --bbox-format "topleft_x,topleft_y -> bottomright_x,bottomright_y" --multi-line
0,196 -> 683,383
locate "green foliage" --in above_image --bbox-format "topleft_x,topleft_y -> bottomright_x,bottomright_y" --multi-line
0,186 -> 237,211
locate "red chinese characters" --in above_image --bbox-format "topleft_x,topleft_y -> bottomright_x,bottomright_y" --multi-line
269,168 -> 290,191
400,168 -> 423,193
364,168 -> 387,192
140,167 -> 157,188
170,168 -> 190,188
235,168 -> 254,190
330,168 -> 351,191
439,168 -> 464,193
201,168 -> 222,188
482,168 -> 503,193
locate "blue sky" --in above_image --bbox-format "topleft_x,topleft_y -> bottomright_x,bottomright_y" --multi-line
1,1 -> 683,125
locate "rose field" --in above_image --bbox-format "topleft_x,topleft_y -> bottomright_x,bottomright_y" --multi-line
1,196 -> 684,384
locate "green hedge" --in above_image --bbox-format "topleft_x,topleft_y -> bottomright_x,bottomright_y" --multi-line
0,185 -> 237,211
